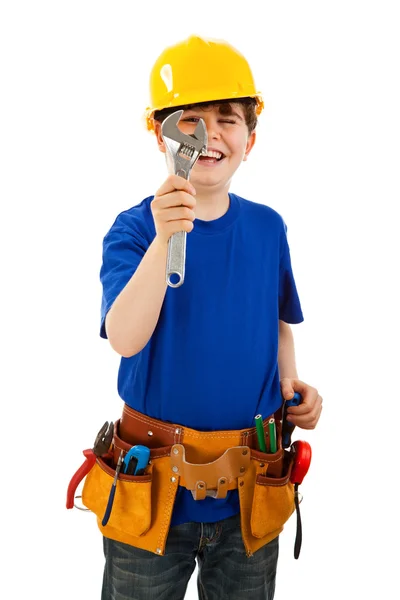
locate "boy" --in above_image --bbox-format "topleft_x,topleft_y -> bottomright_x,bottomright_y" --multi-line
98,35 -> 322,600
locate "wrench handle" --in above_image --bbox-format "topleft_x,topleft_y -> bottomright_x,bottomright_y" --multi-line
166,167 -> 189,288
166,230 -> 187,287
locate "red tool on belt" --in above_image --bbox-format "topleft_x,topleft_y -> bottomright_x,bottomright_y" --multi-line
66,421 -> 114,509
290,440 -> 312,559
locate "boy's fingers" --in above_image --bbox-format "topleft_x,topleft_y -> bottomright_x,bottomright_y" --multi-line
280,377 -> 294,400
290,379 -> 309,394
154,192 -> 196,211
288,401 -> 323,429
287,403 -> 309,415
287,389 -> 322,414
155,175 -> 196,197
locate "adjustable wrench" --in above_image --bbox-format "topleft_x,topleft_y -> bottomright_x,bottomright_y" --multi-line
161,110 -> 207,288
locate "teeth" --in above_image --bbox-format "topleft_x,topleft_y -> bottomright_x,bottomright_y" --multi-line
201,149 -> 223,159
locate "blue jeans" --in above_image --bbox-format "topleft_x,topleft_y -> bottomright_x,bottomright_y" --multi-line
101,513 -> 279,600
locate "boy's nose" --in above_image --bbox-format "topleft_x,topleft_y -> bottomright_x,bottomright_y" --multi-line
206,122 -> 222,140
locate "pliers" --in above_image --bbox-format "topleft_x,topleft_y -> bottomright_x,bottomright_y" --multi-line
66,421 -> 114,509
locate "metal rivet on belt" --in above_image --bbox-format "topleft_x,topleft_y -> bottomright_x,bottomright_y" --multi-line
259,463 -> 265,468
172,466 -> 179,473
173,448 -> 179,454
198,483 -> 204,488
240,481 -> 244,487
171,477 -> 176,483
156,548 -> 162,554
148,430 -> 153,436
240,466 -> 245,473
242,449 -> 248,455
175,428 -> 181,435
220,478 -> 226,484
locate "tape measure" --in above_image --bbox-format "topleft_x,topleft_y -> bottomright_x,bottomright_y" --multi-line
290,440 -> 312,484
289,440 -> 312,559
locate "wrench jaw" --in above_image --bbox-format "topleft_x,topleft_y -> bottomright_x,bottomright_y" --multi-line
161,109 -> 184,140
162,112 -> 208,178
193,119 -> 208,150
162,110 -> 207,151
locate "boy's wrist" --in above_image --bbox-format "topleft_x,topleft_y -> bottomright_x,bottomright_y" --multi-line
152,235 -> 169,252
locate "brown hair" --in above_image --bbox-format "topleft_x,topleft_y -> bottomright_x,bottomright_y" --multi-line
153,98 -> 258,134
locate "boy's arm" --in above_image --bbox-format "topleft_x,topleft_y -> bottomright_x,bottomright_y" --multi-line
105,175 -> 196,358
278,320 -> 299,380
278,320 -> 323,429
105,237 -> 168,358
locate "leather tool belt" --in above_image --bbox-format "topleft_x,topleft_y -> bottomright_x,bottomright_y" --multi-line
81,404 -> 296,557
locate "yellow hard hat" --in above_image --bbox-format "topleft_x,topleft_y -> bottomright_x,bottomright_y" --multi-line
145,35 -> 264,132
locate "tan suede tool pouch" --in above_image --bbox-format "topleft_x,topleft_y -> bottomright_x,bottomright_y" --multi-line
82,423 -> 179,555
81,455 -> 153,538
238,447 -> 295,556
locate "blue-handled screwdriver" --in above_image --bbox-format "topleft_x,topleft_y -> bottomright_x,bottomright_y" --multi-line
282,392 -> 302,448
102,449 -> 124,527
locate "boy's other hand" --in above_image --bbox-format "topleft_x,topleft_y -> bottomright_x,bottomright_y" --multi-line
151,175 -> 197,246
280,378 -> 323,430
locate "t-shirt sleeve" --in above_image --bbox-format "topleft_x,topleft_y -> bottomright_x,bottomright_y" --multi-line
278,221 -> 304,324
99,216 -> 149,339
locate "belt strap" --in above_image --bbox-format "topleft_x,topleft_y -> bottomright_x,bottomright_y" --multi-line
120,404 -> 282,450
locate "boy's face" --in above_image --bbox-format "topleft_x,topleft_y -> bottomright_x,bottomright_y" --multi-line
154,103 -> 256,195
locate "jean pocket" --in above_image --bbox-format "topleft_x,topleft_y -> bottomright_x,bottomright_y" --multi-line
82,456 -> 152,538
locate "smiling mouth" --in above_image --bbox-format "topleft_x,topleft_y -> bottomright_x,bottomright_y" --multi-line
198,150 -> 225,164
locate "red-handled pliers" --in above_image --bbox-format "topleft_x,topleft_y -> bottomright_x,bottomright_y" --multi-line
66,421 -> 114,509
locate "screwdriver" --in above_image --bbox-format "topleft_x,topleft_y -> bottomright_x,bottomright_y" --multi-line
282,392 -> 302,448
102,450 -> 124,527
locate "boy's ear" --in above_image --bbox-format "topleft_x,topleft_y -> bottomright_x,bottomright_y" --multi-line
154,121 -> 167,154
243,130 -> 256,162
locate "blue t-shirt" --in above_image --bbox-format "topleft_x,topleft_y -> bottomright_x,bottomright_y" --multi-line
99,192 -> 303,526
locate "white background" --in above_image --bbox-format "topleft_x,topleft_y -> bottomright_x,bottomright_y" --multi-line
1,1 -> 399,598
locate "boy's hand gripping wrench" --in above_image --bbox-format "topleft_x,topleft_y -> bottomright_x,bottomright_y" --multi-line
161,110 -> 208,288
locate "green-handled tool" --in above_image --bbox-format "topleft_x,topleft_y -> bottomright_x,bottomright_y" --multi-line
268,418 -> 277,453
254,414 -> 267,452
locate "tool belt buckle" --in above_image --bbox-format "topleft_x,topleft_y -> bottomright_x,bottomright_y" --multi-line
170,444 -> 251,500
